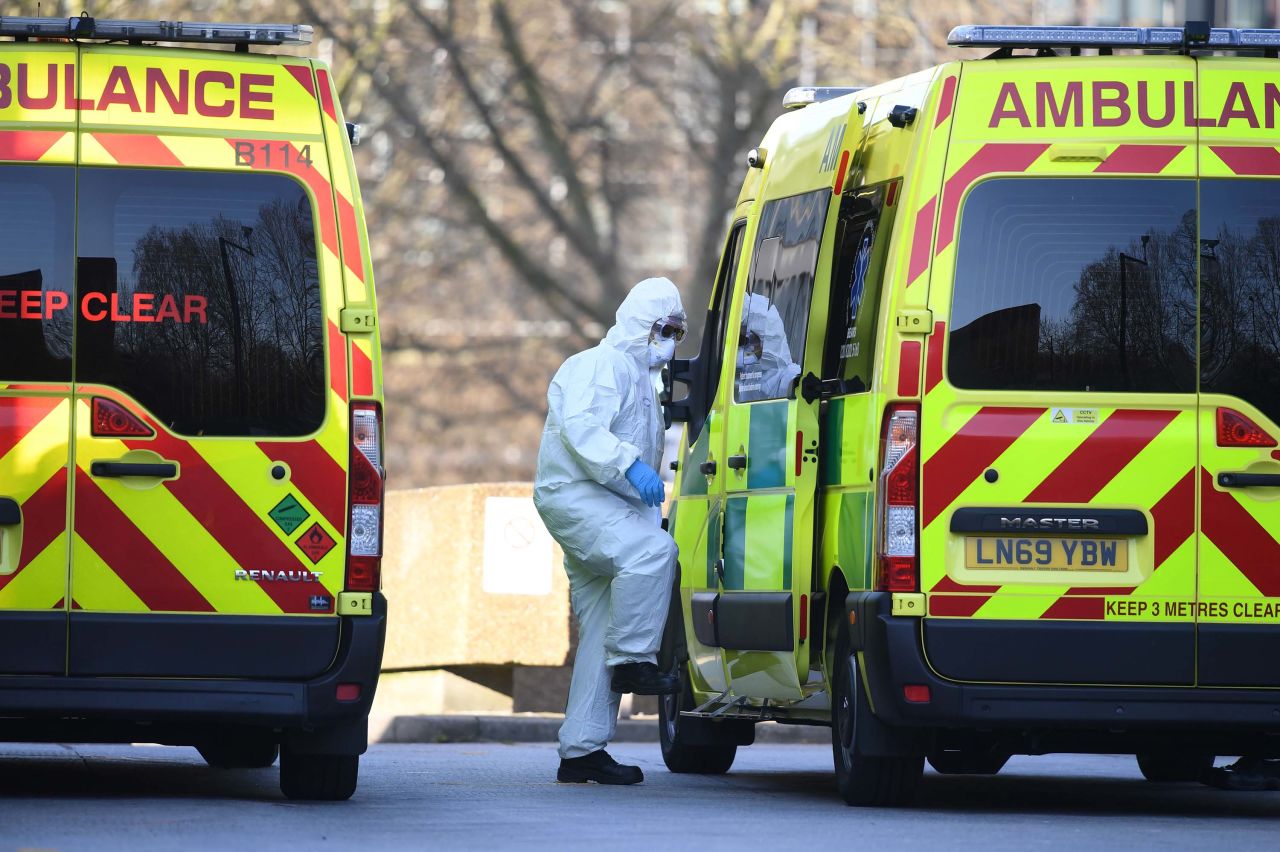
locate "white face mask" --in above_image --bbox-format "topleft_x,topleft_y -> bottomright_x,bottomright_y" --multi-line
648,336 -> 676,367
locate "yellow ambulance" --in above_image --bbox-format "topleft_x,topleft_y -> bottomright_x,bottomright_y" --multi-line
0,16 -> 384,800
661,22 -> 1280,805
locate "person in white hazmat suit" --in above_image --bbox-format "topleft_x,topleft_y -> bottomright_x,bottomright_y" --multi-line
533,277 -> 687,786
735,292 -> 802,402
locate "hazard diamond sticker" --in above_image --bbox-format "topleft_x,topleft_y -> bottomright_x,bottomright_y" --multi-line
269,494 -> 310,535
296,522 -> 337,564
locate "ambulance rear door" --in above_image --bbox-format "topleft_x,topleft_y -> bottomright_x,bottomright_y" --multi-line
66,46 -> 349,678
1195,57 -> 1280,686
0,43 -> 78,674
919,57 -> 1200,686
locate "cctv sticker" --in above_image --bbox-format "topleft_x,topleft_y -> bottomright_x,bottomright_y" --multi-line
1050,408 -> 1098,425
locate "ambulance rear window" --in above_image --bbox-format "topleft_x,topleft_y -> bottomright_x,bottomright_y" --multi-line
75,169 -> 325,436
948,178 -> 1196,394
0,166 -> 75,383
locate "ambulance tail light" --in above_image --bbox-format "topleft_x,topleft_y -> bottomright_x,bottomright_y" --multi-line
876,404 -> 920,593
1216,408 -> 1277,448
91,397 -> 154,438
346,402 -> 384,592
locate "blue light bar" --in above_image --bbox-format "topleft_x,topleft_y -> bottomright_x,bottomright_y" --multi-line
948,24 -> 1280,50
0,16 -> 312,46
782,86 -> 864,110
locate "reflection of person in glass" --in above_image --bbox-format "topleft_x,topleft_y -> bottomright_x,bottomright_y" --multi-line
735,292 -> 801,401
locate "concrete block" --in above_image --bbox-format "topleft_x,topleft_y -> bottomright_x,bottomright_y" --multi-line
382,484 -> 571,669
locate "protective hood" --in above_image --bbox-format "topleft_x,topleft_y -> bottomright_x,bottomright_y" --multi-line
743,293 -> 795,368
603,277 -> 686,363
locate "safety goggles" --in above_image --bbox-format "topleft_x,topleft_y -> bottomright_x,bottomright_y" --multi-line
652,320 -> 687,342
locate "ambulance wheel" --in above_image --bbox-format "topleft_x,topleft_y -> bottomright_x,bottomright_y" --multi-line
196,734 -> 279,769
1136,750 -> 1214,783
659,665 -> 737,775
280,749 -> 359,801
831,630 -> 922,807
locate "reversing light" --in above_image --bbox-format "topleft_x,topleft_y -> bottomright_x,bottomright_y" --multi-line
91,397 -> 154,438
1217,408 -> 1277,447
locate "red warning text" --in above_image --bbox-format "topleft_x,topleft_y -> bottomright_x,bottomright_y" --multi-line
0,289 -> 207,324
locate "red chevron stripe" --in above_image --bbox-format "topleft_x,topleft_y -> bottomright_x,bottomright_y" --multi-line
925,322 -> 946,394
0,130 -> 64,162
0,396 -> 61,460
922,407 -> 1044,529
1094,144 -> 1182,174
929,575 -> 999,594
1211,145 -> 1280,176
1025,409 -> 1179,504
929,594 -> 991,617
336,191 -> 365,283
934,75 -> 957,128
328,320 -> 348,402
906,197 -> 936,286
285,64 -> 316,98
126,432 -> 331,614
1151,468 -> 1196,569
1040,596 -> 1105,620
0,467 -> 66,594
316,69 -> 339,124
256,439 -> 346,531
92,133 -> 182,167
74,470 -> 213,612
897,340 -> 921,397
351,341 -> 374,397
1200,467 -> 1280,597
936,143 -> 1049,255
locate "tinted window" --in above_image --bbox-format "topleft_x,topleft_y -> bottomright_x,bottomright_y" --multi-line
823,181 -> 898,393
948,178 -> 1196,393
1200,180 -> 1280,427
735,189 -> 829,402
0,166 -> 74,382
75,169 -> 324,436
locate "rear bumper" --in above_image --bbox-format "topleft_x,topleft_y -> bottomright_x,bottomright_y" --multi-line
0,593 -> 387,734
848,592 -> 1280,735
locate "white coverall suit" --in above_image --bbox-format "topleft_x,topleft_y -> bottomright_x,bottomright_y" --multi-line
533,277 -> 684,759
736,292 -> 802,401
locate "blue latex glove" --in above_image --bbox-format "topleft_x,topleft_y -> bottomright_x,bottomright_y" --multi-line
625,459 -> 665,508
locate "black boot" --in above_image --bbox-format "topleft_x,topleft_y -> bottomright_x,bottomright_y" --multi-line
557,750 -> 643,785
610,662 -> 679,695
1205,757 -> 1280,791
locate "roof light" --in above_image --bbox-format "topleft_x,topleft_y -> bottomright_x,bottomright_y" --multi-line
783,86 -> 864,110
0,16 -> 312,46
948,23 -> 1280,51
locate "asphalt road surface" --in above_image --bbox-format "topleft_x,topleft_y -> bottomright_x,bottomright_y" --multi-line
1,742 -> 1278,851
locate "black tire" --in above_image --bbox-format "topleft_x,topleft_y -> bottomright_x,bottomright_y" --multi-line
927,750 -> 1009,776
280,749 -> 359,801
1136,750 -> 1214,783
659,665 -> 737,774
831,628 -> 922,807
197,735 -> 279,769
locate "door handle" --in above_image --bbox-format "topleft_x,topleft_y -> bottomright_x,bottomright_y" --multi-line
90,462 -> 177,479
1218,472 -> 1280,488
699,460 -> 717,476
726,454 -> 748,470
